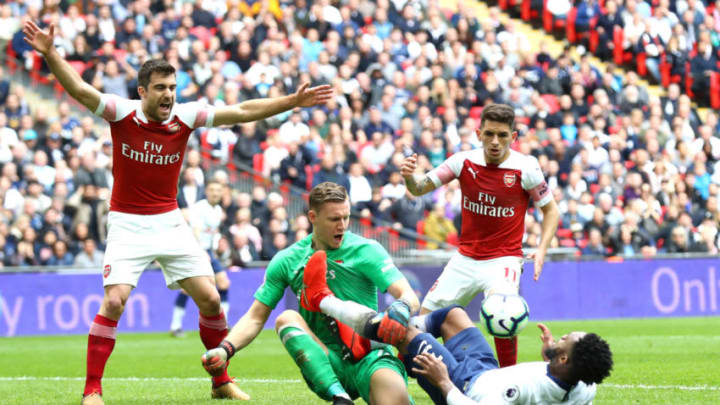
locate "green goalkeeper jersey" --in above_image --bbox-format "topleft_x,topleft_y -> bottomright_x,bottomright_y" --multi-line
254,231 -> 404,355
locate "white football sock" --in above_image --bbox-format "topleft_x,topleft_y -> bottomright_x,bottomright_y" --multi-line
409,314 -> 429,332
319,296 -> 375,332
170,306 -> 186,331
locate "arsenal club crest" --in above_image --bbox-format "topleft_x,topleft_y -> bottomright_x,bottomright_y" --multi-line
503,173 -> 516,187
103,264 -> 112,278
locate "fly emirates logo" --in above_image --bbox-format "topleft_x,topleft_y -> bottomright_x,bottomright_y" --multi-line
121,141 -> 181,165
462,192 -> 515,218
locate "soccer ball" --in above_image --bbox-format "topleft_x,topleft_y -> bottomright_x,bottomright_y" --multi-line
479,293 -> 530,338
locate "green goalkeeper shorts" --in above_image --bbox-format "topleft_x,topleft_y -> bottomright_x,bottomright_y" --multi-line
327,346 -> 409,403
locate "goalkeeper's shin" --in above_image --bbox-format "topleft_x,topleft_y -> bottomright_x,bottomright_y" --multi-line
278,325 -> 349,401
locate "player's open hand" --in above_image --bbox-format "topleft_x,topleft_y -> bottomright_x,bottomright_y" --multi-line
400,153 -> 418,178
294,83 -> 334,108
525,249 -> 546,281
411,352 -> 449,388
23,21 -> 55,55
537,323 -> 554,361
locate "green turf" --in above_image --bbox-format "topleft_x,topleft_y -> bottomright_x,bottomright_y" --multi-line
1,317 -> 719,404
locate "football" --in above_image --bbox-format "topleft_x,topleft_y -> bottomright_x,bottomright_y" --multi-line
480,293 -> 530,338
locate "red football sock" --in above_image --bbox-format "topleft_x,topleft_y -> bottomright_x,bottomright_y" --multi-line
84,314 -> 118,396
199,312 -> 231,387
494,336 -> 518,368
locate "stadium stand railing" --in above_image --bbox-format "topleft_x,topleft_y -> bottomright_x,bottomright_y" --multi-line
199,149 -> 460,263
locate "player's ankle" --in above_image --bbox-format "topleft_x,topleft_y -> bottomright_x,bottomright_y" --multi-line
211,372 -> 232,388
360,312 -> 382,340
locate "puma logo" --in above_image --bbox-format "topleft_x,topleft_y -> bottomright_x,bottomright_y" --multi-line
467,167 -> 478,179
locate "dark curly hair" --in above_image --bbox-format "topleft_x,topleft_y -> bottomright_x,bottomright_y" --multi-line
570,333 -> 613,385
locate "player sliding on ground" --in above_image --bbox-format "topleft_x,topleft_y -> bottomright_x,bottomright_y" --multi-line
202,182 -> 420,404
301,251 -> 614,404
22,20 -> 333,405
400,103 -> 560,368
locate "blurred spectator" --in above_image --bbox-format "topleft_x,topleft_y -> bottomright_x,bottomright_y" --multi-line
423,202 -> 457,250
347,162 -> 372,207
665,225 -> 706,253
66,184 -> 108,245
388,190 -> 430,237
311,153 -> 350,190
46,240 -> 74,266
73,238 -> 105,268
279,141 -> 312,190
582,228 -> 607,256
381,171 -> 406,201
232,121 -> 263,168
230,233 -> 258,267
178,167 -> 204,209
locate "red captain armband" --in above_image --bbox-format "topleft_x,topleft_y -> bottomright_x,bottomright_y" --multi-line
529,181 -> 550,202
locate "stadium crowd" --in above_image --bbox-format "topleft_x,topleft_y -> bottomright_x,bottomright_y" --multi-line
1,0 -> 720,269
536,0 -> 720,107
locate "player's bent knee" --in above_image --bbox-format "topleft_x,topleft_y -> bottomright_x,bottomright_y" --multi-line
102,295 -> 126,316
193,291 -> 221,314
447,306 -> 473,326
274,310 -> 304,331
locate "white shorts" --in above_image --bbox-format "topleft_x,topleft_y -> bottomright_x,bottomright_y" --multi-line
102,209 -> 212,289
422,253 -> 523,311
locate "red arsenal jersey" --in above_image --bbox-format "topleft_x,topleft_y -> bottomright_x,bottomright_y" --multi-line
427,149 -> 552,260
94,94 -> 215,215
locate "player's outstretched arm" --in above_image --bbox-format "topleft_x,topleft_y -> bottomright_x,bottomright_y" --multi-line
526,199 -> 560,281
226,299 -> 272,349
202,300 -> 271,375
23,21 -> 101,113
401,153 -> 438,196
213,83 -> 333,126
387,278 -> 420,314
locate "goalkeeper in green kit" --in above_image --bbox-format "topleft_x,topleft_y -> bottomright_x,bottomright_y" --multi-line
201,182 -> 420,404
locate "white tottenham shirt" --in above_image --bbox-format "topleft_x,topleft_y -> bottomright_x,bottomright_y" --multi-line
188,199 -> 224,250
447,362 -> 597,405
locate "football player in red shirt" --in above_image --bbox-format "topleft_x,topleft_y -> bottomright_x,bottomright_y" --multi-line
400,104 -> 559,368
23,21 -> 332,405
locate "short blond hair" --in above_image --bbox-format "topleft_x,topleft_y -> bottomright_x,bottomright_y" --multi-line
309,182 -> 348,211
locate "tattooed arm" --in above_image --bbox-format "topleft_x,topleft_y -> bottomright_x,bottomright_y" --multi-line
401,153 -> 440,196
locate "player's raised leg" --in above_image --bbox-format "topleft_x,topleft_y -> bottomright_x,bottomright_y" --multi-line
179,275 -> 249,400
274,310 -> 354,404
304,252 -> 414,350
82,284 -> 132,405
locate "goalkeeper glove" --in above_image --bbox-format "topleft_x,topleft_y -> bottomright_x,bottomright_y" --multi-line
372,299 -> 412,346
201,339 -> 236,376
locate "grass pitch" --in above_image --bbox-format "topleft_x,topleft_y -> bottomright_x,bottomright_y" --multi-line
1,317 -> 719,404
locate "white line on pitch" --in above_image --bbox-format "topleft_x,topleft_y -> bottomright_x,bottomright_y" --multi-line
2,377 -> 719,392
0,377 -> 302,383
604,383 -> 719,391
